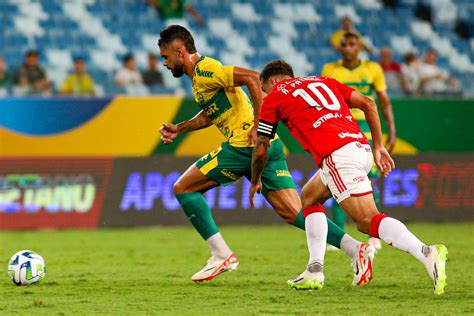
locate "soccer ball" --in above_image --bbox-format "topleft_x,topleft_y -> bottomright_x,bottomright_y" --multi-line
8,250 -> 46,286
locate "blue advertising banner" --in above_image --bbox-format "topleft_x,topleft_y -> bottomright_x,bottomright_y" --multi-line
99,154 -> 474,228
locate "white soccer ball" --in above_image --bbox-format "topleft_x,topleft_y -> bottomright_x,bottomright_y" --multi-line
8,250 -> 46,286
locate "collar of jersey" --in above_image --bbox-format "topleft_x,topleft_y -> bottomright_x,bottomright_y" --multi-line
194,55 -> 206,71
340,59 -> 362,71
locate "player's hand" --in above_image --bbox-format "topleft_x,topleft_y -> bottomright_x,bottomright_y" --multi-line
249,181 -> 263,208
374,146 -> 395,178
385,128 -> 396,153
246,125 -> 258,147
159,123 -> 179,144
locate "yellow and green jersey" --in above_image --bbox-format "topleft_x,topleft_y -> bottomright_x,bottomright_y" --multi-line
321,59 -> 386,121
192,56 -> 255,147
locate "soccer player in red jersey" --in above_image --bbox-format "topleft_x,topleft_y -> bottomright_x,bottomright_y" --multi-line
249,60 -> 448,294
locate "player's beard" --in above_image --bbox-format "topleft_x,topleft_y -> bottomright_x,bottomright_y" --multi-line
170,64 -> 185,78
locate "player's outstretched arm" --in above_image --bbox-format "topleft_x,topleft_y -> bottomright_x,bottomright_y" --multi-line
376,90 -> 396,152
233,67 -> 263,146
349,91 -> 395,177
159,110 -> 212,144
249,135 -> 270,207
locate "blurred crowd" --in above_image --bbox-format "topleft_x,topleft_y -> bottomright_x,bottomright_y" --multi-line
0,0 -> 463,98
0,50 -> 164,97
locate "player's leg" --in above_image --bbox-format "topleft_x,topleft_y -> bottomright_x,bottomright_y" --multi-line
364,125 -> 383,250
302,170 -> 375,286
339,194 -> 448,294
328,142 -> 447,294
330,202 -> 346,230
175,146 -> 239,282
260,139 -> 362,254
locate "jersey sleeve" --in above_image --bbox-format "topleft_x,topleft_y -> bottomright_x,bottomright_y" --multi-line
212,64 -> 234,87
257,92 -> 281,139
330,78 -> 355,106
372,62 -> 387,92
321,63 -> 330,77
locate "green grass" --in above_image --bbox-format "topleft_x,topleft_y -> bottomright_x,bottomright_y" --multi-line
1,223 -> 473,315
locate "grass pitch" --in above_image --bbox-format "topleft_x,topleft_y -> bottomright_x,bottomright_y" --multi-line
1,223 -> 473,315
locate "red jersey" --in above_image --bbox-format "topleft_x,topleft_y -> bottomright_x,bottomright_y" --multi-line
257,76 -> 369,167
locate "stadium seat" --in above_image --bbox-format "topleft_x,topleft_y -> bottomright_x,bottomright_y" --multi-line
1,0 -> 473,96
90,50 -> 120,71
390,36 -> 416,55
45,49 -> 73,69
231,3 -> 261,22
47,67 -> 69,90
335,4 -> 362,23
14,16 -> 45,37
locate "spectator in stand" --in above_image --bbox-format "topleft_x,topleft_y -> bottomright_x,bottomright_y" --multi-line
115,54 -> 144,88
418,49 -> 460,96
330,16 -> 373,54
401,52 -> 421,96
60,57 -> 95,96
379,47 -> 405,94
142,53 -> 164,87
146,0 -> 205,25
14,50 -> 51,95
0,57 -> 12,96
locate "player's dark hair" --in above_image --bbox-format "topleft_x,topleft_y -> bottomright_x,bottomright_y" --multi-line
342,31 -> 360,41
260,60 -> 294,82
426,48 -> 438,55
158,25 -> 197,53
123,53 -> 134,64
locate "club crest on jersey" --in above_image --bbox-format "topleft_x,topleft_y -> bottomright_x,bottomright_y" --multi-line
277,84 -> 290,95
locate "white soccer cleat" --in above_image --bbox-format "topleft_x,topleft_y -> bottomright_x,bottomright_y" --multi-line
368,237 -> 382,250
352,243 -> 376,286
287,271 -> 324,290
424,245 -> 448,295
191,253 -> 239,282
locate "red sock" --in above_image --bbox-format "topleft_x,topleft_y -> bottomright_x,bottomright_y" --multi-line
303,205 -> 325,218
369,213 -> 388,238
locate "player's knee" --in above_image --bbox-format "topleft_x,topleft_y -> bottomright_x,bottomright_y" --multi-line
355,215 -> 375,234
173,180 -> 185,195
301,189 -> 317,208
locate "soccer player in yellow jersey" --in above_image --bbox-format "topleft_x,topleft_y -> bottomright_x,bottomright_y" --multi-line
320,32 -> 396,250
157,25 -> 374,284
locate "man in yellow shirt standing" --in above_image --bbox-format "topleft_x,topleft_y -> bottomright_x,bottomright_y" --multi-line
60,57 -> 95,96
321,32 -> 396,250
330,16 -> 373,54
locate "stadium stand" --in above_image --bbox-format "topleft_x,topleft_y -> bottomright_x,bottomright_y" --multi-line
0,0 -> 472,96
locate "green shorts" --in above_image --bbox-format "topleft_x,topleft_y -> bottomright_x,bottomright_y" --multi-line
195,139 -> 296,194
357,119 -> 380,179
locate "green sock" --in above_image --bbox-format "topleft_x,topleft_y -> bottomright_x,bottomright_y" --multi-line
175,192 -> 218,240
331,202 -> 346,229
292,210 -> 305,230
373,187 -> 381,209
293,210 -> 345,249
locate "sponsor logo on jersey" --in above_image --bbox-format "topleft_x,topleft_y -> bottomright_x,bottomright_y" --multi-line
353,175 -> 366,183
338,132 -> 363,139
276,170 -> 291,177
221,169 -> 239,181
313,113 -> 342,128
